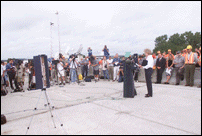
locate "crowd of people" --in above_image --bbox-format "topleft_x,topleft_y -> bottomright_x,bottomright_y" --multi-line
1,45 -> 201,95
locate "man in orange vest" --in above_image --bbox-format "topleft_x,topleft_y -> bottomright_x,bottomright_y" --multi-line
184,45 -> 198,87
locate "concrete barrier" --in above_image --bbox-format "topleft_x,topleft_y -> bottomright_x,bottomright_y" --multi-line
138,67 -> 201,86
77,66 -> 201,86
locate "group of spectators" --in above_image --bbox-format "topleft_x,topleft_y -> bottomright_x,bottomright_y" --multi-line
1,45 -> 201,95
150,45 -> 201,88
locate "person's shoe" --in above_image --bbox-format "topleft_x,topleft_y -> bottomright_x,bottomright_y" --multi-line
145,94 -> 152,98
59,83 -> 62,85
175,83 -> 179,85
185,84 -> 190,86
11,87 -> 14,90
190,85 -> 194,87
112,80 -> 115,82
108,79 -> 110,81
197,85 -> 201,88
181,76 -> 184,81
63,83 -> 65,85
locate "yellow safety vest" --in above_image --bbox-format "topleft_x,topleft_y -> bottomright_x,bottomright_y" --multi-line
185,53 -> 194,64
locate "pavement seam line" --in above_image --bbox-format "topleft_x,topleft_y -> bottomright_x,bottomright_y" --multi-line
91,102 -> 199,135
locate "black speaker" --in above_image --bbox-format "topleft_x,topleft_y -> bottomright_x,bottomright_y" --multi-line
33,54 -> 50,90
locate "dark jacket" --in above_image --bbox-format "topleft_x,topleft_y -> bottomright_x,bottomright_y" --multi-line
156,57 -> 166,70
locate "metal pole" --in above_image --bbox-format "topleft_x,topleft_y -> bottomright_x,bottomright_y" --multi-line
56,11 -> 61,54
50,22 -> 54,58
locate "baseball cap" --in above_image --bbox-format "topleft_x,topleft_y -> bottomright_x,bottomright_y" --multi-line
176,51 -> 181,54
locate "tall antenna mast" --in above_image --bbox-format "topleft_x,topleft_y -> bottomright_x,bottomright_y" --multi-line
55,11 -> 61,54
50,22 -> 54,58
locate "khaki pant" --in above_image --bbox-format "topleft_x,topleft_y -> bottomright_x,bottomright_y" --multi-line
108,66 -> 114,80
175,67 -> 184,84
185,64 -> 195,86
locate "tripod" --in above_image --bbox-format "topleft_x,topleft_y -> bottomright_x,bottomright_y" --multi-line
25,88 -> 66,135
71,59 -> 84,86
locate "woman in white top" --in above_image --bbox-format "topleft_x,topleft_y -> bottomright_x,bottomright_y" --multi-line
139,49 -> 154,97
101,56 -> 110,80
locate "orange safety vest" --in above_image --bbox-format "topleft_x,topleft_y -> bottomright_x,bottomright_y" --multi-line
185,53 -> 194,64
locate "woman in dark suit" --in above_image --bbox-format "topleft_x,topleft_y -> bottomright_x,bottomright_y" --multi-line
139,49 -> 154,97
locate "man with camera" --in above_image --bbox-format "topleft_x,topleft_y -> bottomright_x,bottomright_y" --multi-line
69,55 -> 79,84
57,57 -> 66,85
80,56 -> 89,79
15,60 -> 25,91
6,59 -> 20,91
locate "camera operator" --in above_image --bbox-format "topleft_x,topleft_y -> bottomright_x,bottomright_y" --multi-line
27,60 -> 36,90
15,60 -> 25,91
57,57 -> 66,85
69,55 -> 79,84
6,59 -> 20,91
80,56 -> 89,79
91,56 -> 99,82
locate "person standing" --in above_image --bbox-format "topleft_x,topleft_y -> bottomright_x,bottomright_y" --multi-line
197,47 -> 201,88
184,45 -> 198,87
173,51 -> 185,85
80,57 -> 89,79
107,56 -> 114,80
164,54 -> 174,84
112,53 -> 121,82
69,56 -> 79,84
102,45 -> 110,60
57,57 -> 66,85
91,56 -> 99,82
101,56 -> 109,81
6,59 -> 20,91
155,53 -> 166,84
139,49 -> 154,97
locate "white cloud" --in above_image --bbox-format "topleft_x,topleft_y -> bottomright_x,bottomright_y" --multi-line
1,1 -> 201,59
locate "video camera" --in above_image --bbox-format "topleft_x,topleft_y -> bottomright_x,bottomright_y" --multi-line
69,53 -> 78,61
14,59 -> 23,69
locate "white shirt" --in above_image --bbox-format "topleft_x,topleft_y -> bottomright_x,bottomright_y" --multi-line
143,55 -> 154,69
107,59 -> 113,67
102,60 -> 108,70
57,62 -> 64,71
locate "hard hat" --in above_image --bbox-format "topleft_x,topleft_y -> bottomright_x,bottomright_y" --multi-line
168,49 -> 171,52
187,45 -> 192,49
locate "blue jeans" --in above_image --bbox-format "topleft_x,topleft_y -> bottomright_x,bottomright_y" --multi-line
104,55 -> 109,60
70,69 -> 77,82
103,70 -> 109,79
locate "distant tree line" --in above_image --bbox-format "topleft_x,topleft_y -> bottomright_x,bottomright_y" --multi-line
153,31 -> 201,54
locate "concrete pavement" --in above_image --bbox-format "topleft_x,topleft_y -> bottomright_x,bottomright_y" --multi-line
1,79 -> 201,135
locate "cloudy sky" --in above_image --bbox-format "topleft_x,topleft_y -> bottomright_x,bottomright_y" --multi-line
1,1 -> 201,60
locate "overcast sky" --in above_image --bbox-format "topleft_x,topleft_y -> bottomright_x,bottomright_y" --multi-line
1,1 -> 201,60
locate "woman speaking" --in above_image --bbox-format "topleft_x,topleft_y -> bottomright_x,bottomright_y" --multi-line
139,49 -> 154,97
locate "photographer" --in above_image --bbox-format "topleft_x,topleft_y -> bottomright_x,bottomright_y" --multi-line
102,45 -> 110,60
57,57 -> 66,85
91,56 -> 99,82
80,56 -> 89,79
15,60 -> 25,91
6,59 -> 20,91
69,55 -> 79,84
27,60 -> 36,90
